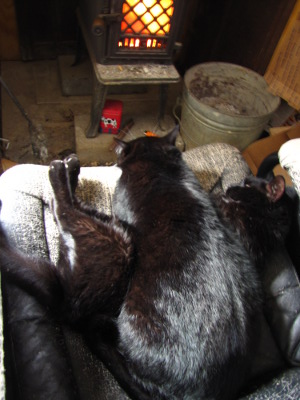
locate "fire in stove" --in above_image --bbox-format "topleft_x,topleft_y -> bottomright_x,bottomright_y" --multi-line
79,0 -> 188,64
118,0 -> 174,49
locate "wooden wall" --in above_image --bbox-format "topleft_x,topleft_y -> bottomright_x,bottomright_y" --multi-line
0,0 -> 20,60
176,0 -> 297,76
13,0 -> 78,60
0,0 -> 297,71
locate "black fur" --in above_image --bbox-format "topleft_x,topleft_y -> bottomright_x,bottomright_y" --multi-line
213,174 -> 293,267
0,127 -> 292,399
256,151 -> 279,181
256,151 -> 300,272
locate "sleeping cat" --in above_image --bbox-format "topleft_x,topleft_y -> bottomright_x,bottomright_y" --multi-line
213,174 -> 292,268
0,127 -> 292,399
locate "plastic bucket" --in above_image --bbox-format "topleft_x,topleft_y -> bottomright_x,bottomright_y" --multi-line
176,62 -> 280,151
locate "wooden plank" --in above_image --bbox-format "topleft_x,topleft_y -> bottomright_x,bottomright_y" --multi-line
264,0 -> 300,110
177,0 -> 297,76
0,0 -> 20,60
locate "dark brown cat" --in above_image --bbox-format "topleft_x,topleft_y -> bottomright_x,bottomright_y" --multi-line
0,127 -> 292,399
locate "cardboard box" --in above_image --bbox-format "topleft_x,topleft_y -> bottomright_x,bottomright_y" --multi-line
242,123 -> 300,185
99,100 -> 123,134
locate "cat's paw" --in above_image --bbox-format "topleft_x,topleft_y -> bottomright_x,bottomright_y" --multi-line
64,154 -> 80,177
64,154 -> 80,182
49,160 -> 67,187
49,160 -> 74,205
64,154 -> 80,194
49,159 -> 65,173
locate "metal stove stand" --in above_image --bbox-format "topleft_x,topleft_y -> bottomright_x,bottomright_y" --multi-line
77,10 -> 180,138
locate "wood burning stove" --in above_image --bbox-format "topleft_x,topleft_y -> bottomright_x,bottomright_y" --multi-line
78,0 -> 187,64
77,0 -> 188,138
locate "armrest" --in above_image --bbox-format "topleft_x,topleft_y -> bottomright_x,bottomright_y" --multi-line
263,247 -> 300,366
240,368 -> 300,399
0,163 -> 126,400
1,280 -> 79,400
0,164 -> 121,264
279,138 -> 300,198
183,142 -> 250,192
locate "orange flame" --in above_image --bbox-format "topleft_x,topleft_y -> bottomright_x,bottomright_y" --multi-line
121,0 -> 173,36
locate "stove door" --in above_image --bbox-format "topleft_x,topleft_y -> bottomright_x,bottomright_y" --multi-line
79,0 -> 188,64
106,0 -> 187,64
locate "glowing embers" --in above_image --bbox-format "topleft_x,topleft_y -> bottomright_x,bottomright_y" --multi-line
120,0 -> 174,36
118,37 -> 167,49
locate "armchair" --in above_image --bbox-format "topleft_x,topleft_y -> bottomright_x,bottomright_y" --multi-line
0,142 -> 299,399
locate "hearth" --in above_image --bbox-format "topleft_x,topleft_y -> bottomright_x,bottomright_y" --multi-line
78,0 -> 187,64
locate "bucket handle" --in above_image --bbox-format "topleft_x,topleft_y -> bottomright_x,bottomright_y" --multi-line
172,96 -> 187,152
173,96 -> 182,125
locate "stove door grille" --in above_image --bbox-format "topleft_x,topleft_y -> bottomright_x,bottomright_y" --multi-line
79,0 -> 187,64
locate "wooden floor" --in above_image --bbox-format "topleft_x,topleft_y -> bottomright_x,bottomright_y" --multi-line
1,58 -> 182,165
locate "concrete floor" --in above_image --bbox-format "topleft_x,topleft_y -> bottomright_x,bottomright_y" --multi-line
0,58 -> 182,166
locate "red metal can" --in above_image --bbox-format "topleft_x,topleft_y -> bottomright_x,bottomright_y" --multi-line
99,100 -> 123,134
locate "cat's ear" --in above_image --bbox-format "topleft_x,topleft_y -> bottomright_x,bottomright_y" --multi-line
163,125 -> 180,145
114,138 -> 129,156
266,175 -> 286,202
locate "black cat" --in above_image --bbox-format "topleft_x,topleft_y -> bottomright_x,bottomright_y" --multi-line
0,127 -> 291,399
213,174 -> 293,268
256,151 -> 300,271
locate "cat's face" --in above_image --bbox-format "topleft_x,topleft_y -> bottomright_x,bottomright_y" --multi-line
217,175 -> 292,261
225,175 -> 285,205
219,175 -> 288,229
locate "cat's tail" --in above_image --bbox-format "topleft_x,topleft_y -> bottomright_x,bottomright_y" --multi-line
0,223 -> 63,311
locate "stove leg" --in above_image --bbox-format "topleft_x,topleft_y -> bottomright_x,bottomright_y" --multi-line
158,84 -> 168,130
85,75 -> 108,138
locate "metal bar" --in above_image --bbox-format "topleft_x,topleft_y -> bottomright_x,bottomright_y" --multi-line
85,74 -> 108,138
0,75 -> 44,159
